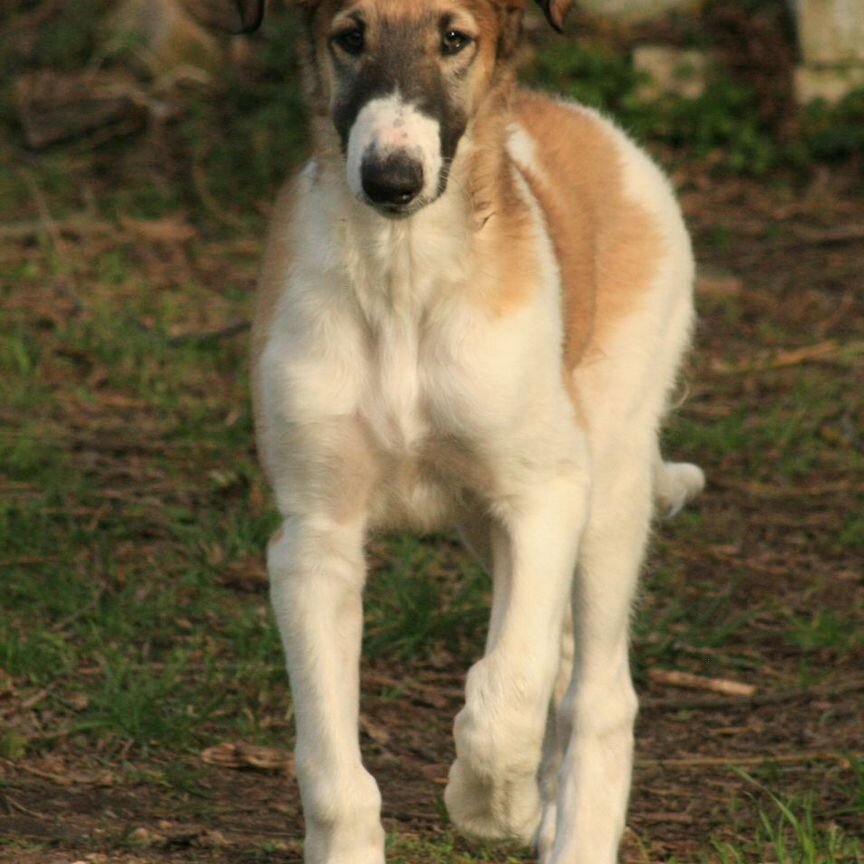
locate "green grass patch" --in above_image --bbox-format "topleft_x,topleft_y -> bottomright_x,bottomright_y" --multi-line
365,535 -> 489,659
783,607 -> 863,653
708,771 -> 864,864
387,832 -> 529,864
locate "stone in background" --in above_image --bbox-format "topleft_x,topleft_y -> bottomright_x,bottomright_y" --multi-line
104,0 -> 224,82
578,0 -> 862,106
786,0 -> 863,103
795,0 -> 864,64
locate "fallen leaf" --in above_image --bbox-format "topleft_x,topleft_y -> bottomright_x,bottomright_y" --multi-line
219,558 -> 267,593
128,826 -> 166,847
201,741 -> 293,773
696,271 -> 742,296
198,828 -> 231,848
360,715 -> 392,746
0,668 -> 14,695
120,213 -> 198,243
68,693 -> 90,711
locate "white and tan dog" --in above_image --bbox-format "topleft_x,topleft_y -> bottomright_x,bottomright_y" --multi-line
245,0 -> 705,860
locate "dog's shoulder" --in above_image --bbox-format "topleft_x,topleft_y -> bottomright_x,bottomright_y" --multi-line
252,161 -> 326,365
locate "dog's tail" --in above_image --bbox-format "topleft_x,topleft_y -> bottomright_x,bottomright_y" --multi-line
654,456 -> 705,518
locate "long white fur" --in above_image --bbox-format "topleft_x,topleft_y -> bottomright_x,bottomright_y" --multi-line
256,88 -> 703,864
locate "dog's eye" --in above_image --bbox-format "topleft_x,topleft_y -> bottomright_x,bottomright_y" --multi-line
334,27 -> 365,55
441,30 -> 471,56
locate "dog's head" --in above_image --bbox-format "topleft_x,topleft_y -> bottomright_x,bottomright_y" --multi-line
226,0 -> 572,217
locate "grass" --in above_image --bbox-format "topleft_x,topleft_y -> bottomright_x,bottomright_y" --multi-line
364,536 -> 490,659
1,1 -> 862,862
387,833 -> 529,864
708,771 -> 864,864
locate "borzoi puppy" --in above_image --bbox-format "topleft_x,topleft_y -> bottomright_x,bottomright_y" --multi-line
248,0 -> 705,860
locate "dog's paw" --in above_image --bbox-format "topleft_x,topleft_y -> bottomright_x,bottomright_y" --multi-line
444,756 -> 541,845
655,461 -> 705,518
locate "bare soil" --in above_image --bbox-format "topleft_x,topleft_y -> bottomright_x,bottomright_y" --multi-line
2,164 -> 862,863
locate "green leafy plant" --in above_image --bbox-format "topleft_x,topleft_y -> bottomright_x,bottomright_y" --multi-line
800,89 -> 864,162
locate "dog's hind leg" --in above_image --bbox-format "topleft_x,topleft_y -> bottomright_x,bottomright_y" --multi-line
536,455 -> 702,860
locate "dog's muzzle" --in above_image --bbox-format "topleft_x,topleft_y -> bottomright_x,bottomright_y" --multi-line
345,95 -> 444,218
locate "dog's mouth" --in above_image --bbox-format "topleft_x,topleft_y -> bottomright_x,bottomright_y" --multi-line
359,189 -> 441,219
366,199 -> 422,219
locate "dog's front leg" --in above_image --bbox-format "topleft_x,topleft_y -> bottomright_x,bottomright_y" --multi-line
268,513 -> 385,864
445,472 -> 588,844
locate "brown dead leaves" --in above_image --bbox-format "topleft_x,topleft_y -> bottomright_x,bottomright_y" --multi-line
201,741 -> 293,773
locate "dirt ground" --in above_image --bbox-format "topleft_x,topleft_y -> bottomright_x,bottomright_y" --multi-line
2,163 -> 862,863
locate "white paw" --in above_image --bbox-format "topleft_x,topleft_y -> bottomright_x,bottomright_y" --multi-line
444,756 -> 542,844
303,827 -> 386,864
655,461 -> 704,517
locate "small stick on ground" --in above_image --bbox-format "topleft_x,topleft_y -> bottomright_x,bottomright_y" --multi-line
712,339 -> 864,374
641,678 -> 864,712
167,319 -> 250,346
638,751 -> 864,770
648,669 -> 756,697
20,169 -> 69,259
0,215 -> 114,241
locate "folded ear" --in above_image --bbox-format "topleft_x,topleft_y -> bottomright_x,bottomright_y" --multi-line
186,0 -> 267,34
533,0 -> 574,32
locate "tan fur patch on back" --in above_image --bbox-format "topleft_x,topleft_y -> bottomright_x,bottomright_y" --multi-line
451,78 -> 543,318
511,90 -> 665,371
470,135 -> 540,316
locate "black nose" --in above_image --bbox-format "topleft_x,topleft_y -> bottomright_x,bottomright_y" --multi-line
361,153 -> 424,208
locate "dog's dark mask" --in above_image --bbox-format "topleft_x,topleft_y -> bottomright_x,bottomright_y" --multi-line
209,0 -> 574,217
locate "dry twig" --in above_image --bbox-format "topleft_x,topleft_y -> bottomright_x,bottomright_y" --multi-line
642,678 -> 864,712
648,669 -> 756,697
712,340 -> 864,374
638,751 -> 863,770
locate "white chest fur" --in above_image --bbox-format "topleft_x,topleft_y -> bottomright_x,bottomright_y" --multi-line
348,214 -> 478,529
261,159 -> 574,531
361,311 -> 425,452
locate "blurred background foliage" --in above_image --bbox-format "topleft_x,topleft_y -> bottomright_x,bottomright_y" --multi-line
1,0 -> 862,231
